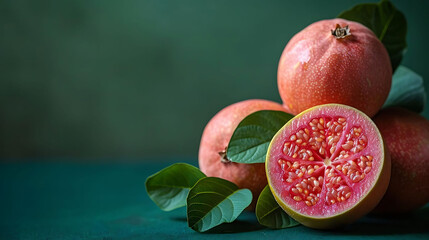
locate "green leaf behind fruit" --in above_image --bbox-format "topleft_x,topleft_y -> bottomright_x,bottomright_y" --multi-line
187,177 -> 252,232
338,0 -> 407,71
256,185 -> 300,229
227,110 -> 294,164
383,65 -> 426,113
145,163 -> 206,211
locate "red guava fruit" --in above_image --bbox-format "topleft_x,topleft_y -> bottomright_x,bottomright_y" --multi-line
198,99 -> 289,210
277,19 -> 392,117
372,107 -> 429,214
266,104 -> 391,229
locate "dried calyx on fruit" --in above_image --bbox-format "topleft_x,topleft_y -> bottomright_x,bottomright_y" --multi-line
331,24 -> 351,39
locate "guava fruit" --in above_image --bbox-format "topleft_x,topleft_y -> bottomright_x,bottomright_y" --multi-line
277,19 -> 392,117
198,99 -> 289,210
372,107 -> 429,214
266,104 -> 391,229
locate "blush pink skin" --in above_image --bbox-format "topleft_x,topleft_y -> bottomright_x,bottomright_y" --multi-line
373,108 -> 429,214
198,99 -> 289,210
278,18 -> 392,117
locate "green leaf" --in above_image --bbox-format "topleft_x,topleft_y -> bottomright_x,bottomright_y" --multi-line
187,177 -> 252,232
338,0 -> 407,71
145,163 -> 206,211
227,110 -> 294,164
256,185 -> 300,229
383,66 -> 426,113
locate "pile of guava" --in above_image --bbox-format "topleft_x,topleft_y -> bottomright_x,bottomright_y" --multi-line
198,11 -> 428,231
147,0 -> 428,232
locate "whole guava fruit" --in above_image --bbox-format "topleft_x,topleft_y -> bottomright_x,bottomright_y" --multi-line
372,107 -> 429,214
277,18 -> 392,117
266,104 -> 390,229
198,99 -> 289,210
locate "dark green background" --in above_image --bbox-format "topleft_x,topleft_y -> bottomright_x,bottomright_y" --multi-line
1,0 -> 428,159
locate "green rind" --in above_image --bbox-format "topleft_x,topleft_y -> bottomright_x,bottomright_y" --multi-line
265,104 -> 391,229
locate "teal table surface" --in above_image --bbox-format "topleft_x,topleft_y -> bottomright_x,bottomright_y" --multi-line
1,158 -> 428,240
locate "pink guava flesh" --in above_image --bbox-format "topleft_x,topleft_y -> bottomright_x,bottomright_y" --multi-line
266,104 -> 389,227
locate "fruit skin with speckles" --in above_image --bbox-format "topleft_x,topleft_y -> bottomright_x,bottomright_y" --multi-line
277,19 -> 392,117
372,108 -> 429,214
266,104 -> 391,229
198,99 -> 290,210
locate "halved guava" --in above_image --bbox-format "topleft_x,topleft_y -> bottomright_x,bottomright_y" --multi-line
266,104 -> 390,229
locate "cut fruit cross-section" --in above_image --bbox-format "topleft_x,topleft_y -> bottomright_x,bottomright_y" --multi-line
266,104 -> 390,229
